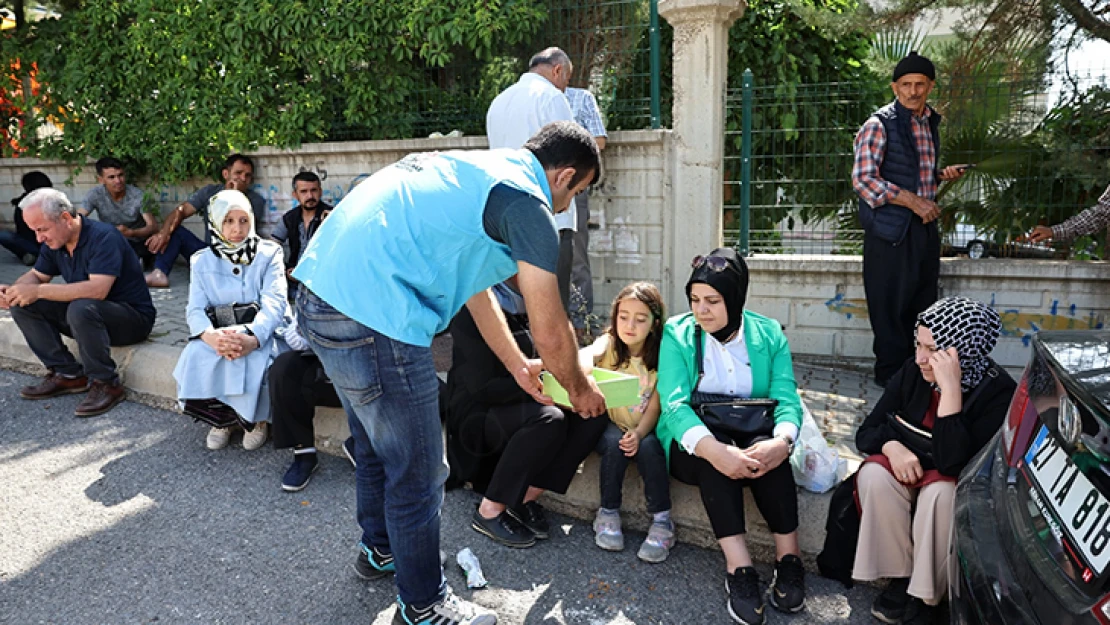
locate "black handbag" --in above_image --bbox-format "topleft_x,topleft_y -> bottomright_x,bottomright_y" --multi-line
690,325 -> 777,447
204,302 -> 260,329
183,398 -> 243,429
886,365 -> 999,462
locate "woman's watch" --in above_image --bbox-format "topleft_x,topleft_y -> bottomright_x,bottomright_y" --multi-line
776,433 -> 795,454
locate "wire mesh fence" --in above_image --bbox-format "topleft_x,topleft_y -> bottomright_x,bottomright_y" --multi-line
724,66 -> 1110,258
325,0 -> 663,142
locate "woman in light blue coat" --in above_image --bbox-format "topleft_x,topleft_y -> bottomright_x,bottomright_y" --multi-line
173,189 -> 290,451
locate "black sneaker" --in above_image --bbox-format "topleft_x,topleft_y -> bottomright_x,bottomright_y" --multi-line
353,542 -> 395,580
281,453 -> 319,492
342,436 -> 357,469
507,500 -> 550,539
471,507 -> 536,548
900,597 -> 936,625
393,590 -> 497,625
768,554 -> 806,613
871,577 -> 910,624
725,566 -> 765,625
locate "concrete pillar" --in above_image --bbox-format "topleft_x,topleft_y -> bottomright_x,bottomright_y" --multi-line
658,0 -> 745,313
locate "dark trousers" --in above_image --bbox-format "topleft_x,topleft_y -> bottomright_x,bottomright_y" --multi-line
596,422 -> 671,513
528,408 -> 609,494
862,221 -> 940,384
556,229 -> 574,312
478,402 -> 568,506
0,231 -> 39,261
126,238 -> 155,270
153,227 -> 206,275
10,299 -> 153,383
669,439 -> 799,538
569,192 -> 593,328
269,350 -> 343,449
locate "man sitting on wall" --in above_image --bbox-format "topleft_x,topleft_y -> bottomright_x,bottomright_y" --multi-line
0,189 -> 156,417
144,154 -> 267,288
1,171 -> 51,266
80,157 -> 160,268
271,171 -> 332,284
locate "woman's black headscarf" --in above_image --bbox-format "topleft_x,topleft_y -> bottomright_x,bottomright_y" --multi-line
685,247 -> 749,343
916,296 -> 1001,392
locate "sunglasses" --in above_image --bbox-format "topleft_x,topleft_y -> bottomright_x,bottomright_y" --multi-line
691,255 -> 732,272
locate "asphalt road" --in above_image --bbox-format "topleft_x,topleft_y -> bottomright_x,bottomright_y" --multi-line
0,368 -> 883,624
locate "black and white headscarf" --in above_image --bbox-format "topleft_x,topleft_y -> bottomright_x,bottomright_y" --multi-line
206,190 -> 260,265
916,296 -> 1001,393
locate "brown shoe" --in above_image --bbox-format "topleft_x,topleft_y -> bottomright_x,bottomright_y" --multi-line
21,373 -> 89,399
75,380 -> 126,417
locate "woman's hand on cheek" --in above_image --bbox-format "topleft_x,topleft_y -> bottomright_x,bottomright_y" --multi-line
929,347 -> 962,393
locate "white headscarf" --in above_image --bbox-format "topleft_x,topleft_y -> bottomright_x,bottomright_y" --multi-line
206,189 -> 259,265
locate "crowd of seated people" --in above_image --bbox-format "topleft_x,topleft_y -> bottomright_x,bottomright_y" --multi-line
2,154 -> 1020,625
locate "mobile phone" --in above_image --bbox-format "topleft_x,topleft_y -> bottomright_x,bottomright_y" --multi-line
955,164 -> 977,172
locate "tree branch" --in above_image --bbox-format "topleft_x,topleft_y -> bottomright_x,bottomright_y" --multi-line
1056,0 -> 1110,43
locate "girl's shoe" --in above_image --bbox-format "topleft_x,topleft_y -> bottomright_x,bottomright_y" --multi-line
593,509 -> 625,551
206,426 -> 232,450
637,519 -> 675,563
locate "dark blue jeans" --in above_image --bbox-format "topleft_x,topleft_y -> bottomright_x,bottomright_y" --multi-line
296,286 -> 447,610
596,422 -> 672,514
10,299 -> 154,382
0,231 -> 39,262
153,228 -> 205,275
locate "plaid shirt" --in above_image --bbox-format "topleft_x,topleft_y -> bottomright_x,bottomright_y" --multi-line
852,107 -> 937,209
1051,183 -> 1110,242
566,87 -> 607,138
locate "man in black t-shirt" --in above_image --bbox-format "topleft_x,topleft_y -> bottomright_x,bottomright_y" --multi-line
0,189 -> 156,417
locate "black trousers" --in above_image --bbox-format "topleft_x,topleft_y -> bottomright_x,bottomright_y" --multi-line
269,350 -> 343,449
10,298 -> 153,383
479,402 -> 608,505
556,229 -> 574,312
862,221 -> 940,384
669,439 -> 799,538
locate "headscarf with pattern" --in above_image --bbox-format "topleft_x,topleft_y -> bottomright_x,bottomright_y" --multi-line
207,189 -> 260,265
916,296 -> 1001,392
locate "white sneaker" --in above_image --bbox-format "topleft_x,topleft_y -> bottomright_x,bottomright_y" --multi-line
242,422 -> 268,451
206,426 -> 232,450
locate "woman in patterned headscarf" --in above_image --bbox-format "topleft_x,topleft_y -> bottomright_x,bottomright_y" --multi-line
173,190 -> 292,452
852,296 -> 1017,624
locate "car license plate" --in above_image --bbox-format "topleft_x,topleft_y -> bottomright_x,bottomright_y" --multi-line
1024,426 -> 1110,577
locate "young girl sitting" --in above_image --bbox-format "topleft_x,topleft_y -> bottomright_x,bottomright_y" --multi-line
580,282 -> 674,563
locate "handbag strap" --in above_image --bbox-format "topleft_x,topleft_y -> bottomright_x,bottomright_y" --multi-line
694,324 -> 705,389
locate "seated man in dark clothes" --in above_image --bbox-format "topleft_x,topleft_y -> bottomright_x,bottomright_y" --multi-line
1,171 -> 51,266
446,279 -> 608,549
271,171 -> 332,284
0,188 -> 156,417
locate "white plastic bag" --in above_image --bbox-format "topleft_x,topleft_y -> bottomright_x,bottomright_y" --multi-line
790,403 -> 848,493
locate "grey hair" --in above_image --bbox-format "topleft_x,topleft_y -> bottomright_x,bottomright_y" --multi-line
19,188 -> 74,221
529,47 -> 571,71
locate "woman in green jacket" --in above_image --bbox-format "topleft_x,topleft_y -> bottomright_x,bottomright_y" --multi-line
656,248 -> 806,625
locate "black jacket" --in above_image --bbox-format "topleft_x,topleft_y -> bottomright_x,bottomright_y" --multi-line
281,203 -> 331,268
855,357 -> 1017,477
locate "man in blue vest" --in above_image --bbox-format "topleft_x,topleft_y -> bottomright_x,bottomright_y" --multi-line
852,52 -> 967,387
292,121 -> 605,625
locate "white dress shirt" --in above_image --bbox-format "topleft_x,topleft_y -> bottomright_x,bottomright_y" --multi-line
486,72 -> 577,230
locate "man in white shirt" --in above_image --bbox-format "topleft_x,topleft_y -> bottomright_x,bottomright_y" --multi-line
486,47 -> 578,310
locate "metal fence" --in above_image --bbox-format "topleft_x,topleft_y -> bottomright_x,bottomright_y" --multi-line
724,66 -> 1110,258
326,0 -> 664,141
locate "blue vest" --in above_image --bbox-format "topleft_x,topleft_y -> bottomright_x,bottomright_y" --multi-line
857,100 -> 942,245
292,149 -> 553,346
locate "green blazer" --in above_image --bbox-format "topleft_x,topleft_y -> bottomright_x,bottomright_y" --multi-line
655,311 -> 803,467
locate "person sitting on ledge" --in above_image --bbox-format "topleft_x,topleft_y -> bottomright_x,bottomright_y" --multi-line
0,188 -> 155,417
1,171 -> 51,266
173,190 -> 289,451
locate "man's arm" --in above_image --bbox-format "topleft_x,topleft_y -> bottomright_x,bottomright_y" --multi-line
517,261 -> 605,416
1029,184 -> 1110,243
124,213 -> 158,239
146,202 -> 197,253
1,270 -> 113,308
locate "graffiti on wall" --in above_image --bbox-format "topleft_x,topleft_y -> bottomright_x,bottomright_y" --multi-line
824,293 -> 869,320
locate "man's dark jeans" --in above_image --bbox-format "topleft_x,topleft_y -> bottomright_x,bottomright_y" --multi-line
153,228 -> 206,275
10,299 -> 154,383
0,231 -> 39,261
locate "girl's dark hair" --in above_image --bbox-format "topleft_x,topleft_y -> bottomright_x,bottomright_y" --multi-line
605,281 -> 665,371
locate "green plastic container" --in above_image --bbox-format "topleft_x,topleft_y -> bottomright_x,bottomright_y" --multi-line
542,367 -> 641,409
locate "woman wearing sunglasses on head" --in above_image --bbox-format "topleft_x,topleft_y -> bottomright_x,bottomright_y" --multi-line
656,247 -> 806,625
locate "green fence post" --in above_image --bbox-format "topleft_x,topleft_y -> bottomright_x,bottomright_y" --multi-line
739,68 -> 752,255
649,0 -> 661,130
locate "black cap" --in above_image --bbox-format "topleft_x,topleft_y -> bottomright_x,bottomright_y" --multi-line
892,51 -> 936,82
12,171 -> 52,207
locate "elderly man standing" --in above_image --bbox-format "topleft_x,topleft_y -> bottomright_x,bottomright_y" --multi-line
852,52 -> 967,388
487,47 -> 578,309
293,121 -> 606,625
0,189 -> 155,416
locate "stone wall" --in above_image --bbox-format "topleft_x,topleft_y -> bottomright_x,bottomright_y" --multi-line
746,255 -> 1110,373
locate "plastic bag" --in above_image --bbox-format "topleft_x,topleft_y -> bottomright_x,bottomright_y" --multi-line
790,403 -> 848,493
